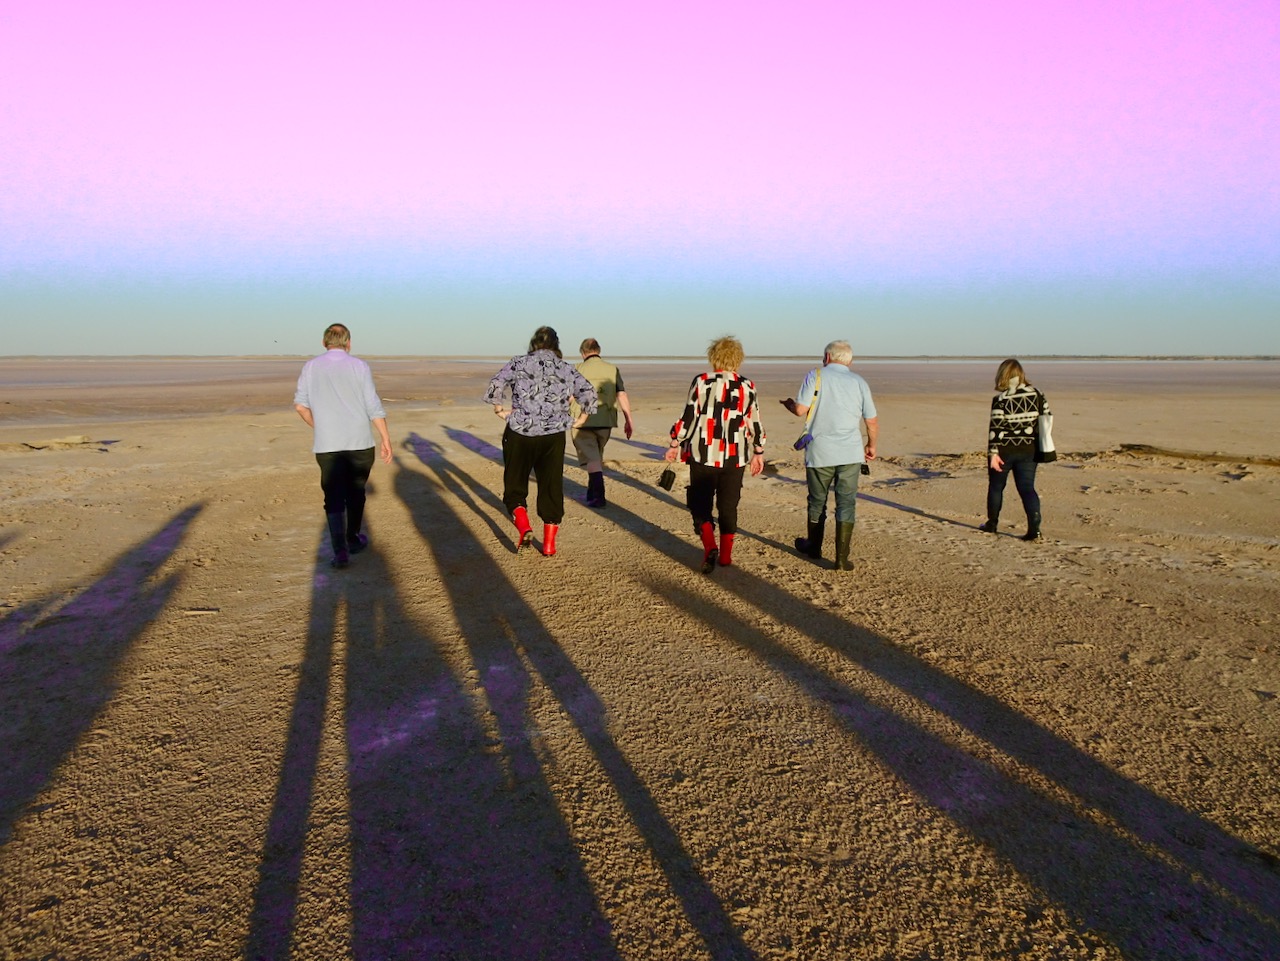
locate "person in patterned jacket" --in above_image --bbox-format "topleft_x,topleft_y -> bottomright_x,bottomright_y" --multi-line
663,335 -> 766,573
981,358 -> 1052,541
485,327 -> 598,556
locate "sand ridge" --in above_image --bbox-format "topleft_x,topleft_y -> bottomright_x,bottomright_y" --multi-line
1,359 -> 1278,959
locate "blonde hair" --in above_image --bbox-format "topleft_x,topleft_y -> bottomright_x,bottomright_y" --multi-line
323,324 -> 351,349
995,358 -> 1028,390
707,335 -> 744,372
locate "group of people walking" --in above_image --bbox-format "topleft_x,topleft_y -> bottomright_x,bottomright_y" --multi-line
294,323 -> 1052,570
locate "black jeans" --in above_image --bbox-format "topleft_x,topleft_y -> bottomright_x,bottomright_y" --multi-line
502,427 -> 566,524
315,447 -> 376,536
987,455 -> 1040,521
687,462 -> 745,535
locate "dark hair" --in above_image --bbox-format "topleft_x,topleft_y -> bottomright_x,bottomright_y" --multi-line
528,326 -> 562,358
579,337 -> 601,355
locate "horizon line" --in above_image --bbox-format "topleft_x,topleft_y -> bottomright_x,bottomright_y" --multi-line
6,353 -> 1278,362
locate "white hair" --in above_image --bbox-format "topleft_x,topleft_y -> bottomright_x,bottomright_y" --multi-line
824,340 -> 853,364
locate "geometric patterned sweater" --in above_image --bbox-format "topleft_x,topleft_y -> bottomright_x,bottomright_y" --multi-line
670,369 -> 766,468
987,384 -> 1051,459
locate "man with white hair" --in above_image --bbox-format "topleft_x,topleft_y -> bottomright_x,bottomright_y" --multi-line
781,340 -> 878,571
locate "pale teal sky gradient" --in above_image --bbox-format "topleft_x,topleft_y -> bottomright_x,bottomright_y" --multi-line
3,1 -> 1277,356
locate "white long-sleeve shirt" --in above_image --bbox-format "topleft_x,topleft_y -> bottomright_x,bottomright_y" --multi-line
294,349 -> 386,453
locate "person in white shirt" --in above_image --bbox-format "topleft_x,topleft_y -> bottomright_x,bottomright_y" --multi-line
294,323 -> 392,568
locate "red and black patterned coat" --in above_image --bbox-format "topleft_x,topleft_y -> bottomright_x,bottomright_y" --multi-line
670,370 -> 766,468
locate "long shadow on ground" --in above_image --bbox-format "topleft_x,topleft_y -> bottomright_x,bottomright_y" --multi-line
402,435 -> 757,960
244,525 -> 350,960
0,505 -> 202,847
424,427 -> 1280,956
245,513 -> 615,959
857,491 -> 978,531
641,570 -> 1280,959
440,426 -> 692,558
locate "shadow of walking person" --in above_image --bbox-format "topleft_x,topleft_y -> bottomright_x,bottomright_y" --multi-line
343,527 -> 618,959
856,491 -> 977,531
458,450 -> 1279,942
244,521 -> 353,961
0,504 -> 203,847
442,426 -> 503,463
246,489 -> 618,960
397,445 -> 758,960
435,427 -> 695,563
646,570 -> 1280,960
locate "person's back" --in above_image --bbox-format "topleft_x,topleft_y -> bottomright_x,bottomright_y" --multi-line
293,323 -> 392,568
806,363 -> 874,468
570,339 -> 633,508
297,348 -> 380,453
575,354 -> 620,428
783,340 -> 878,571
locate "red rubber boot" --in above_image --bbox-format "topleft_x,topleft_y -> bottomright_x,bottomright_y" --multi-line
512,507 -> 533,550
542,524 -> 559,556
718,533 -> 735,567
699,522 -> 718,573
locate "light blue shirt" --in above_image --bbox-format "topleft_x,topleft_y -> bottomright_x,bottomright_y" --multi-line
294,349 -> 386,453
796,363 -> 877,468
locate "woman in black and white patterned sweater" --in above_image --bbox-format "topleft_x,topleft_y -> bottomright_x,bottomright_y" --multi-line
981,358 -> 1052,541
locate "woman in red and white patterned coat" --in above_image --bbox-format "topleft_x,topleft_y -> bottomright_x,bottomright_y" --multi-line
664,335 -> 767,573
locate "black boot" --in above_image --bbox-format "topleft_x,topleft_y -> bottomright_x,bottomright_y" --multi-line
794,515 -> 826,559
1021,513 -> 1042,542
346,508 -> 368,553
978,515 -> 999,533
586,471 -> 606,508
834,522 -> 855,571
326,512 -> 349,568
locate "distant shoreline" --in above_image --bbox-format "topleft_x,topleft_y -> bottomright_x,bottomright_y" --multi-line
7,354 -> 1279,362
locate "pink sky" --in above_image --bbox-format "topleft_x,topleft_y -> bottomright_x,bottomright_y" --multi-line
2,0 -> 1277,354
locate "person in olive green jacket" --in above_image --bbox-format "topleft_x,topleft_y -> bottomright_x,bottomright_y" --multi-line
571,338 -> 634,508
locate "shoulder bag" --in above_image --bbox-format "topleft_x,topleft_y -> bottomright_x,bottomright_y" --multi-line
794,369 -> 821,450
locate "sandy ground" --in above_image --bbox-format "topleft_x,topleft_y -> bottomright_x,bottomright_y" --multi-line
1,357 -> 1278,960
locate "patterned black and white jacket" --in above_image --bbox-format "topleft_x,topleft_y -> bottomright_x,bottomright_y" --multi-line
988,383 -> 1051,459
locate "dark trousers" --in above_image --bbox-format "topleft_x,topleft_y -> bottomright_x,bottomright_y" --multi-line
687,462 -> 746,535
316,447 -> 376,537
987,455 -> 1040,520
502,427 -> 566,524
